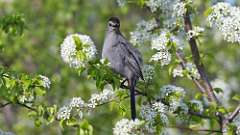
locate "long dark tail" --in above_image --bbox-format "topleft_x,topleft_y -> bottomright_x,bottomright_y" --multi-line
129,78 -> 136,120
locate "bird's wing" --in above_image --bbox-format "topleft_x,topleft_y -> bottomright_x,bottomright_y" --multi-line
115,35 -> 144,80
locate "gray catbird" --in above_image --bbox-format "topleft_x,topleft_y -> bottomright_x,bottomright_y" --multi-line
102,17 -> 144,120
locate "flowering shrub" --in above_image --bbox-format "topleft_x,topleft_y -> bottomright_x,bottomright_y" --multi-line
0,0 -> 240,135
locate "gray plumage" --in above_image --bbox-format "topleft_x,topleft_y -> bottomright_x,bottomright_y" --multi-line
102,17 -> 143,120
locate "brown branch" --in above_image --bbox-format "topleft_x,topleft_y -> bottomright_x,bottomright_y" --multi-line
176,51 -> 205,93
167,125 -> 222,133
16,101 -> 37,112
228,105 -> 240,122
183,10 -> 219,104
0,102 -> 11,108
222,105 -> 240,126
188,111 -> 213,119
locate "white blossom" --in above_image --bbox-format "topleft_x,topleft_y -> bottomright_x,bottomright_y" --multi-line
142,65 -> 155,82
116,0 -> 126,7
140,104 -> 157,122
160,85 -> 185,112
150,51 -> 172,66
151,32 -> 168,51
39,75 -> 51,89
130,19 -> 158,46
150,31 -> 183,66
173,2 -> 186,17
172,66 -> 184,78
145,0 -> 172,13
152,101 -> 168,113
113,118 -> 144,135
88,88 -> 115,109
185,62 -> 201,79
186,26 -> 205,40
60,34 -> 97,68
57,106 -> 72,120
173,63 -> 200,79
207,2 -> 240,44
18,95 -> 34,103
160,85 -> 185,99
69,97 -> 85,108
141,102 -> 169,126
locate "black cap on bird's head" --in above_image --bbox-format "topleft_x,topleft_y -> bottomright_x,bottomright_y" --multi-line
108,17 -> 120,30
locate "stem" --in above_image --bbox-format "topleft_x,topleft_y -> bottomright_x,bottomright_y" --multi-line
167,125 -> 222,133
0,102 -> 11,108
176,51 -> 206,93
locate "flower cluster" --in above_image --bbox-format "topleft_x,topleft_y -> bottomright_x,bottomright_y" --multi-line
18,95 -> 34,103
150,31 -> 171,66
88,88 -> 115,108
140,102 -> 169,125
60,34 -> 97,68
142,64 -> 155,82
173,1 -> 186,17
39,75 -> 51,89
57,87 -> 115,120
57,106 -> 72,120
185,63 -> 201,79
113,118 -> 145,135
130,19 -> 158,46
116,0 -> 126,7
207,2 -> 240,44
172,62 -> 200,80
160,85 -> 186,112
186,26 -> 205,40
145,0 -> 172,13
172,66 -> 184,78
150,31 -> 184,66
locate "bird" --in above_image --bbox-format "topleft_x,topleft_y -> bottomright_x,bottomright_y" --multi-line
102,17 -> 144,120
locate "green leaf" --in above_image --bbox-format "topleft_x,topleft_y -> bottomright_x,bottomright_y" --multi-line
73,36 -> 83,51
204,7 -> 213,17
34,118 -> 42,127
232,94 -> 240,101
213,88 -> 223,94
66,118 -> 78,126
34,87 -> 46,96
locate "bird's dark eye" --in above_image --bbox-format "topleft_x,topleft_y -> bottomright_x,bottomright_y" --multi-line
109,22 -> 119,27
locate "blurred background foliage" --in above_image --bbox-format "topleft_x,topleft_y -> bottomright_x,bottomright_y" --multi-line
0,0 -> 239,134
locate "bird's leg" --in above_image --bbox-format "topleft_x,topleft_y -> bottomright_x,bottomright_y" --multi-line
129,78 -> 136,120
120,78 -> 128,89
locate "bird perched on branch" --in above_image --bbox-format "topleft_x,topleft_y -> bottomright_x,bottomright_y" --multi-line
102,17 -> 144,120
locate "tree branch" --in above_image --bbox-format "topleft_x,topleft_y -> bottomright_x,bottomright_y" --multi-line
188,111 -> 213,119
176,51 -> 206,93
0,102 -> 11,108
167,125 -> 222,133
221,105 -> 240,125
183,9 -> 219,104
16,101 -> 37,112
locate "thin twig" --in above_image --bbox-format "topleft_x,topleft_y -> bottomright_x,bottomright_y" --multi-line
16,101 -> 37,112
188,111 -> 213,119
176,51 -> 206,93
0,102 -> 11,108
167,125 -> 222,133
224,105 -> 240,123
